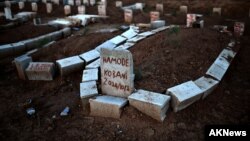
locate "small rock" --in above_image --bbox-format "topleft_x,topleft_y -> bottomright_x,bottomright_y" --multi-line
143,128 -> 155,137
26,107 -> 35,116
60,106 -> 70,117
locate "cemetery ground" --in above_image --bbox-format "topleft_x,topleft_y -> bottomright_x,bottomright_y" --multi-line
0,1 -> 250,141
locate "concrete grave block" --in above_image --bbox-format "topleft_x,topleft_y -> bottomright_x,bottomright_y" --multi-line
151,26 -> 169,33
89,95 -> 128,119
80,81 -> 99,113
18,2 -> 25,10
68,0 -> 74,6
150,11 -> 160,22
156,3 -> 164,13
95,40 -> 117,52
82,68 -> 98,82
86,58 -> 100,69
78,5 -> 86,14
75,0 -> 81,6
25,62 -> 55,81
109,35 -> 127,45
90,0 -> 96,6
4,7 -> 12,20
12,42 -> 26,55
101,48 -> 134,98
219,49 -> 236,62
46,3 -> 53,14
166,81 -> 203,112
115,42 -> 135,50
194,76 -> 219,99
31,3 -> 38,12
121,27 -> 138,39
206,63 -> 228,81
128,89 -> 171,121
151,20 -> 166,29
14,55 -> 32,80
124,9 -> 133,23
127,36 -> 145,43
138,31 -> 154,37
64,5 -> 71,15
115,1 -> 122,7
83,0 -> 89,6
0,44 -> 13,58
180,5 -> 188,13
98,4 -> 106,16
56,56 -> 85,76
79,49 -> 100,64
213,56 -> 230,70
62,27 -> 71,37
234,22 -> 245,37
213,7 -> 221,16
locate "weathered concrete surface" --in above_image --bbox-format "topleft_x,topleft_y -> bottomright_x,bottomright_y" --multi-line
127,36 -> 145,43
79,49 -> 100,64
109,35 -> 127,45
0,44 -> 13,58
166,81 -> 203,112
151,20 -> 166,29
85,58 -> 100,69
219,49 -> 236,63
206,63 -> 228,81
180,5 -> 188,13
89,95 -> 128,119
213,7 -> 222,16
138,31 -> 154,37
14,55 -> 32,80
82,68 -> 98,82
115,42 -> 135,50
95,40 -> 117,52
101,48 -> 134,98
80,81 -> 98,99
62,27 -> 71,37
56,56 -> 85,76
194,76 -> 219,99
25,62 -> 55,81
213,56 -> 230,70
128,89 -> 171,121
156,3 -> 164,13
121,27 -> 138,39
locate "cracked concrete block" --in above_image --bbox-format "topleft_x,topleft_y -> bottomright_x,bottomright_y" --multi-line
206,63 -> 228,81
213,56 -> 230,70
56,56 -> 85,76
85,59 -> 100,69
127,36 -> 145,43
25,62 -> 55,81
82,68 -> 98,82
194,76 -> 219,99
115,42 -> 135,50
109,35 -> 127,45
95,40 -> 117,52
79,49 -> 100,64
128,89 -> 171,121
89,95 -> 128,119
14,55 -> 32,80
166,81 -> 203,112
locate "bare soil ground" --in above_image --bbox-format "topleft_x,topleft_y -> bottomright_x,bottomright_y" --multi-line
0,0 -> 249,141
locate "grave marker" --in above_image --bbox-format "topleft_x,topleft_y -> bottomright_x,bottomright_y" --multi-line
25,62 -> 55,81
156,3 -> 164,13
68,0 -> 74,6
31,3 -> 38,12
98,4 -> 106,16
83,0 -> 89,6
53,0 -> 60,5
19,2 -> 25,10
75,0 -> 81,6
46,3 -> 53,14
78,5 -> 86,14
64,5 -> 71,15
90,0 -> 96,6
101,48 -> 134,98
115,1 -> 122,7
234,22 -> 244,37
150,11 -> 160,22
4,7 -> 12,20
14,55 -> 32,80
213,7 -> 221,16
124,9 -> 133,23
180,5 -> 188,13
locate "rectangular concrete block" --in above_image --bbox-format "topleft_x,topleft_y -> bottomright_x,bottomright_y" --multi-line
219,49 -> 236,63
80,81 -> 98,99
62,27 -> 71,37
95,40 -> 117,52
85,59 -> 100,69
56,56 -> 85,76
79,49 -> 100,64
82,68 -> 98,82
14,55 -> 32,80
194,76 -> 219,99
151,26 -> 169,33
12,42 -> 26,55
109,35 -> 127,45
25,62 -> 55,81
206,63 -> 227,81
0,44 -> 13,58
127,36 -> 145,43
166,81 -> 203,112
138,31 -> 154,37
115,42 -> 135,50
128,89 -> 171,121
47,31 -> 62,41
121,28 -> 138,39
89,95 -> 128,119
213,56 -> 230,70
4,7 -> 12,20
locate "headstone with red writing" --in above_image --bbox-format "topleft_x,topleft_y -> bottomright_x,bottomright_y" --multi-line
78,5 -> 86,14
234,22 -> 245,37
124,9 -> 133,23
150,11 -> 160,22
25,62 -> 55,81
100,48 -> 134,98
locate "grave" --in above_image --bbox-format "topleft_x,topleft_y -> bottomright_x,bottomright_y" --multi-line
14,55 -> 33,80
124,9 -> 133,23
100,48 -> 134,98
150,11 -> 160,22
25,62 -> 55,81
46,3 -> 53,14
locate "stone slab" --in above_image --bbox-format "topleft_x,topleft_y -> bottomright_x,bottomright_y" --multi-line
151,20 -> 166,29
14,55 -> 32,80
127,36 -> 145,43
85,58 -> 100,69
47,31 -> 62,41
115,42 -> 135,50
25,62 -> 55,81
180,5 -> 188,13
138,31 -> 154,37
82,68 -> 98,82
194,76 -> 219,99
128,89 -> 171,121
95,40 -> 117,52
151,26 -> 169,33
89,95 -> 128,119
79,49 -> 100,64
4,7 -> 12,20
219,49 -> 236,62
213,56 -> 230,70
98,4 -> 106,16
56,56 -> 85,76
206,63 -> 228,81
166,81 -> 203,112
101,48 -> 134,98
62,27 -> 71,37
80,81 -> 98,99
121,27 -> 138,39
109,35 -> 127,45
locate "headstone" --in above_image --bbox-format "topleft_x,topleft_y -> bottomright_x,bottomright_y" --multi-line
213,7 -> 221,16
75,0 -> 81,6
166,81 -> 203,112
89,95 -> 128,118
98,4 -> 106,16
234,22 -> 245,37
31,3 -> 38,12
82,68 -> 98,82
25,62 -> 55,81
42,0 -> 47,3
194,76 -> 219,99
128,89 -> 171,121
180,5 -> 188,13
56,56 -> 84,76
186,14 -> 196,27
156,3 -> 164,13
135,3 -> 144,11
90,0 -> 95,6
101,48 -> 134,98
14,55 -> 32,80
83,0 -> 89,6
4,1 -> 11,7
53,0 -> 60,5
124,9 -> 133,23
115,1 -> 122,7
78,5 -> 85,14
19,2 -> 25,10
46,3 -> 53,14
4,7 -> 12,20
150,11 -> 160,22
64,5 -> 71,15
68,0 -> 74,6
63,0 -> 68,5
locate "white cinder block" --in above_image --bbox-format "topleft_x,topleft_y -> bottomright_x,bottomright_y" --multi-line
166,81 -> 203,112
79,49 -> 100,64
194,76 -> 219,99
121,28 -> 138,39
206,63 -> 228,81
213,57 -> 230,70
89,95 -> 128,118
151,26 -> 170,33
127,36 -> 145,43
25,62 -> 55,81
109,35 -> 127,45
128,89 -> 171,121
219,49 -> 236,63
151,20 -> 166,29
80,81 -> 98,99
115,42 -> 135,50
85,59 -> 100,69
14,55 -> 32,80
138,31 -> 154,37
56,56 -> 85,76
95,40 -> 117,52
82,68 -> 98,82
